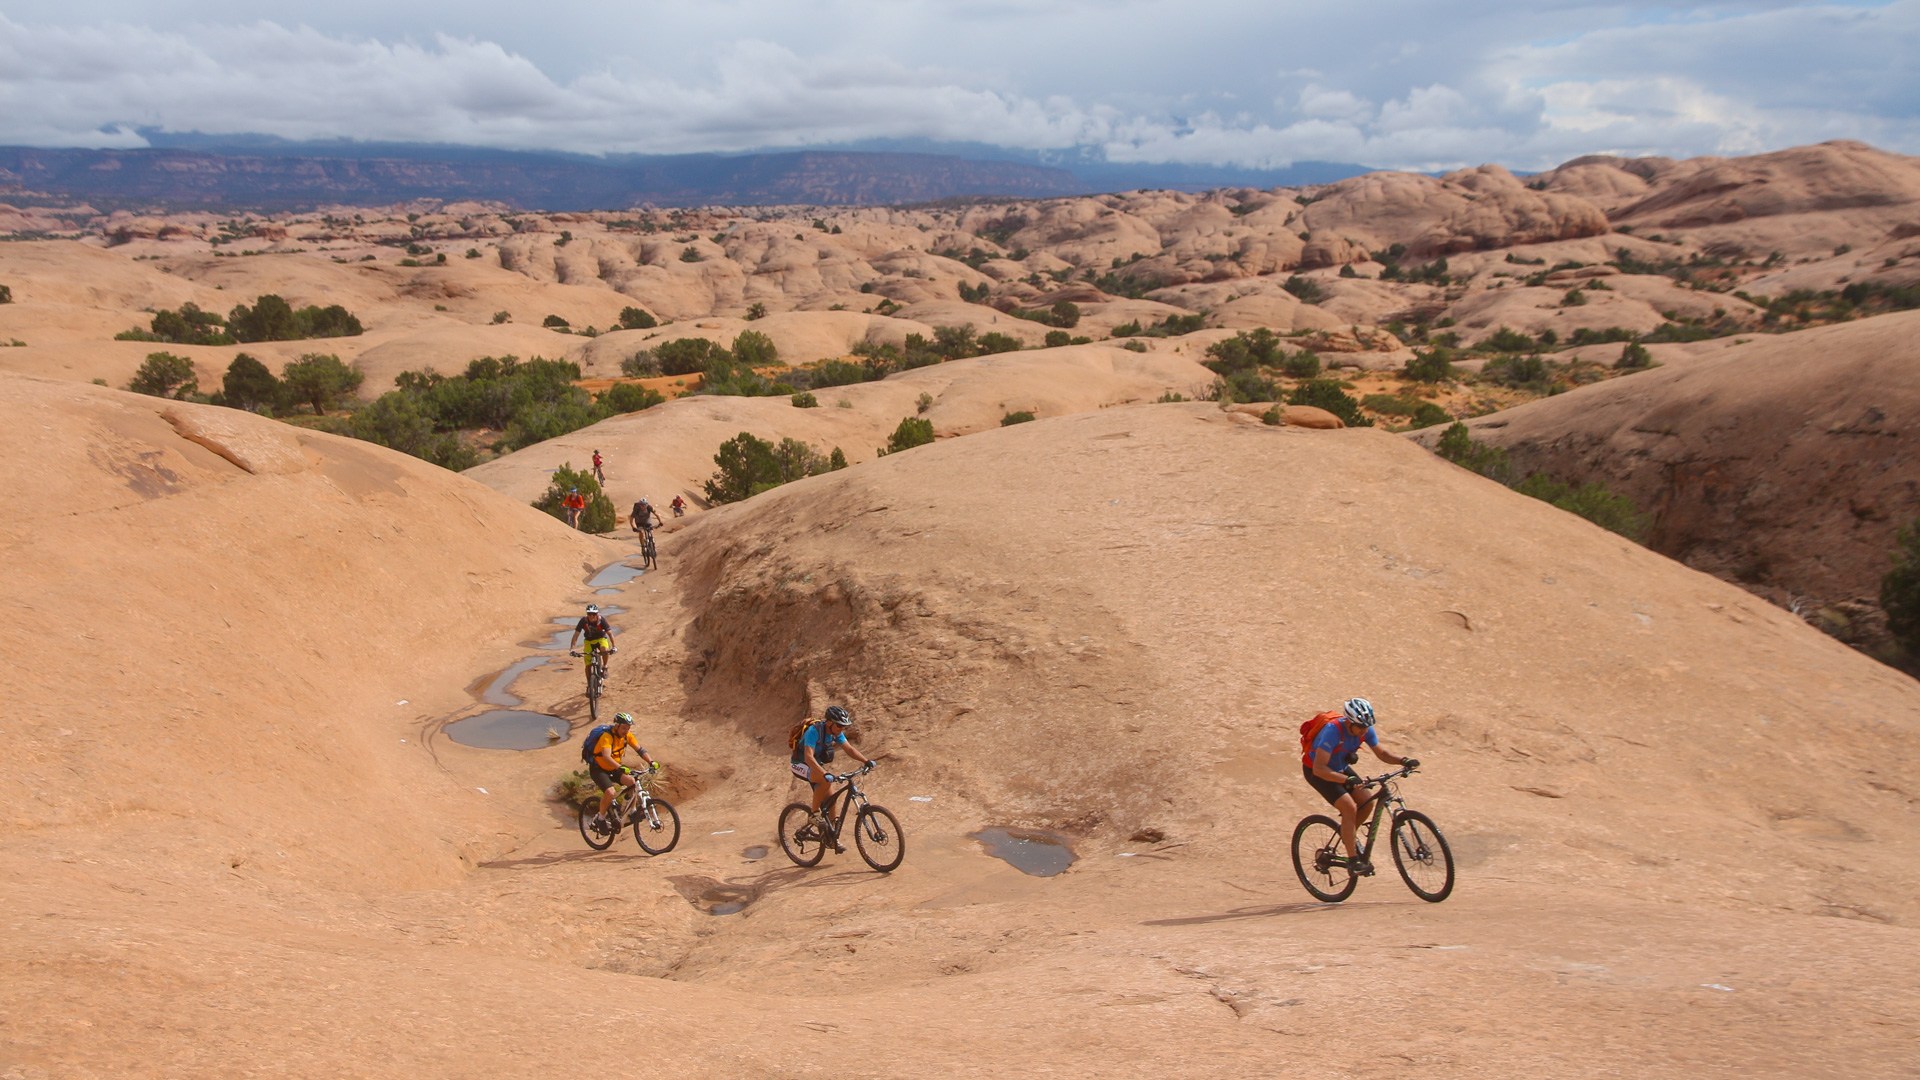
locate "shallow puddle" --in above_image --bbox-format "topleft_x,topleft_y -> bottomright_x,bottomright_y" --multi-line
700,886 -> 753,915
587,561 -> 647,588
469,654 -> 556,708
445,710 -> 567,750
742,845 -> 769,860
972,827 -> 1077,877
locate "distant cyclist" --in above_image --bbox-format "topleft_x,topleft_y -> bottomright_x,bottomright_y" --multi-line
790,706 -> 873,843
670,495 -> 687,518
568,604 -> 616,673
592,450 -> 606,484
1303,698 -> 1417,874
631,497 -> 661,535
561,487 -> 586,529
588,712 -> 658,829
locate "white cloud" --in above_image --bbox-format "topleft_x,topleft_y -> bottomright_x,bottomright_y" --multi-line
0,3 -> 1914,172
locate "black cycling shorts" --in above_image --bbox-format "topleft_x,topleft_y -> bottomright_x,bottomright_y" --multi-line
590,763 -> 632,792
1303,763 -> 1358,806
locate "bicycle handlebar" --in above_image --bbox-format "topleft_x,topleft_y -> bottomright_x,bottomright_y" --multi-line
1356,764 -> 1419,787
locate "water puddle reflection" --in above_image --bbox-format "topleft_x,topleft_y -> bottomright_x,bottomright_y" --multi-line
972,827 -> 1077,877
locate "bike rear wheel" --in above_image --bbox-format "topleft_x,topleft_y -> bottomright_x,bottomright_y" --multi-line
853,805 -> 905,872
1291,814 -> 1358,902
578,802 -> 617,851
1390,810 -> 1455,902
779,803 -> 827,867
632,796 -> 680,854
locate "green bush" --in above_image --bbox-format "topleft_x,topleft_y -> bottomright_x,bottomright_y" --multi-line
1049,300 -> 1081,328
1044,330 -> 1073,347
1484,355 -> 1551,390
654,337 -> 728,377
1121,340 -> 1148,353
792,391 -> 818,408
542,314 -> 570,329
127,352 -> 199,399
1204,328 -> 1283,373
227,295 -> 363,342
1280,350 -> 1321,379
349,393 -> 477,470
534,463 -> 616,531
1283,276 -> 1323,303
1616,342 -> 1654,370
280,353 -> 364,416
597,382 -> 665,413
1513,475 -> 1649,541
1214,368 -> 1279,403
1481,326 -> 1537,353
703,432 -> 844,504
1402,347 -> 1458,383
620,351 -> 661,377
932,325 -> 978,360
1435,422 -> 1512,483
618,306 -> 657,330
1883,518 -> 1920,657
1110,320 -> 1142,338
220,353 -> 279,413
1360,393 -> 1420,416
1002,411 -> 1035,425
879,416 -> 935,456
1288,380 -> 1372,427
132,302 -> 233,346
1569,326 -> 1637,347
731,330 -> 779,368
0,284 -> 10,303
977,331 -> 1022,355
1407,401 -> 1452,430
745,302 -> 768,321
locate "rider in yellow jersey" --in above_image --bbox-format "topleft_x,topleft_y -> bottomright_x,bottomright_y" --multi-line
589,712 -> 658,827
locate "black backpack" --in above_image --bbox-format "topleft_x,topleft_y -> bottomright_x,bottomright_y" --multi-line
580,724 -> 613,765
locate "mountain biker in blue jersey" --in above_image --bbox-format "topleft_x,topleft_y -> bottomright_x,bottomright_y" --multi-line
790,706 -> 872,842
1304,698 -> 1417,874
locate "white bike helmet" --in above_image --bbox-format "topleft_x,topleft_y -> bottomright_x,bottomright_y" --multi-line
1342,698 -> 1375,726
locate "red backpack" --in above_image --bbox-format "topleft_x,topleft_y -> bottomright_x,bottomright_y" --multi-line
1299,710 -> 1344,767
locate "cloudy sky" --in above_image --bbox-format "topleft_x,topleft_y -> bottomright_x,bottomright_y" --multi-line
0,0 -> 1914,171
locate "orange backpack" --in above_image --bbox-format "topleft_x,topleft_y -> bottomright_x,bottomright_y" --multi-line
1299,710 -> 1344,767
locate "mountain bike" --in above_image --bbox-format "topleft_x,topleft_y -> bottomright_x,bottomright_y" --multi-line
578,767 -> 679,853
1291,764 -> 1454,903
779,762 -> 904,872
639,526 -> 658,571
571,645 -> 612,721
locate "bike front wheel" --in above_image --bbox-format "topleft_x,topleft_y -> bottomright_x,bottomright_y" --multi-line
578,802 -> 617,851
1390,810 -> 1456,902
778,803 -> 827,867
1291,814 -> 1358,903
632,796 -> 680,854
586,665 -> 601,720
853,805 -> 905,872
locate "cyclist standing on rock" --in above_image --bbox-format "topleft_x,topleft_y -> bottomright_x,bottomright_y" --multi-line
1303,698 -> 1417,874
791,706 -> 872,847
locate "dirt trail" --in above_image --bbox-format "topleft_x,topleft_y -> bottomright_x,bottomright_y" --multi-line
4,384 -> 1917,1078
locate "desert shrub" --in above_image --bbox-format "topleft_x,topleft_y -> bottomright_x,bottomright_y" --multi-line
792,391 -> 819,408
653,337 -> 728,377
697,353 -> 778,397
220,353 -> 279,413
1110,320 -> 1142,338
917,392 -> 934,414
878,416 -> 935,455
1339,265 -> 1358,279
620,351 -> 661,377
226,295 -> 362,342
703,432 -> 842,503
1562,289 -> 1587,307
1616,342 -> 1654,370
1002,411 -> 1035,425
976,331 -> 1022,355
0,284 -> 10,303
1402,347 -> 1458,383
618,306 -> 657,330
1435,422 -> 1512,483
1481,326 -> 1537,353
1280,350 -> 1321,379
131,302 -> 234,346
1569,326 -> 1636,347
1121,340 -> 1148,352
1361,393 -> 1421,416
547,771 -> 600,811
807,359 -> 868,389
279,354 -> 364,416
504,398 -> 602,449
1483,355 -> 1551,390
745,302 -> 768,321
543,314 -> 571,329
1288,379 -> 1372,426
127,352 -> 199,399
932,325 -> 979,360
680,246 -> 703,262
1211,369 -> 1278,403
1049,300 -> 1081,328
1204,328 -> 1284,374
1513,475 -> 1649,540
1156,391 -> 1188,403
1883,518 -> 1920,657
1044,330 -> 1073,348
492,311 -> 511,324
731,330 -> 779,368
1283,276 -> 1323,303
597,382 -> 665,413
349,393 -> 477,470
958,282 -> 991,304
533,463 -> 615,531
1090,272 -> 1152,299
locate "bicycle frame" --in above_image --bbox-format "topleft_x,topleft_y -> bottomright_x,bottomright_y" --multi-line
1350,766 -> 1416,862
818,772 -> 874,838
